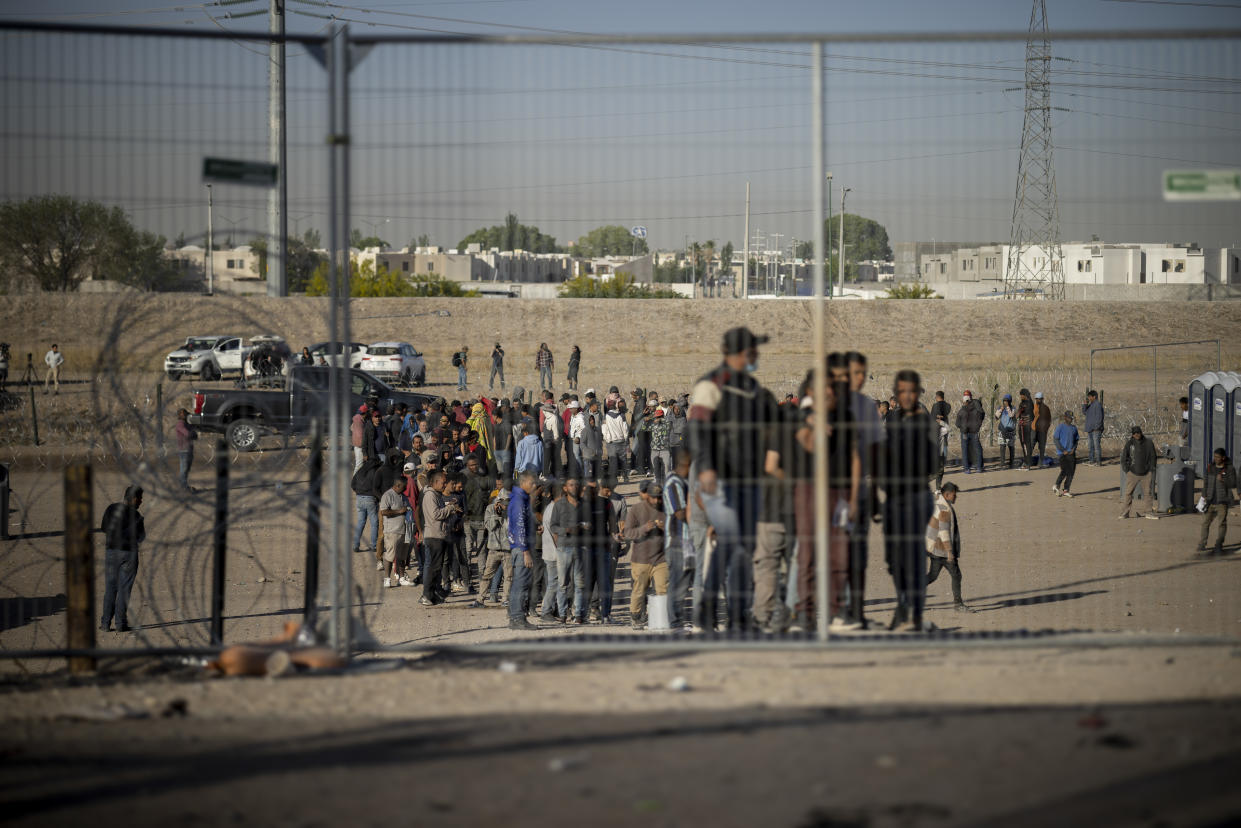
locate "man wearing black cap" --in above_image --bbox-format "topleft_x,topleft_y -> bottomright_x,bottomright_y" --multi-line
1120,425 -> 1157,519
688,326 -> 776,632
100,486 -> 145,632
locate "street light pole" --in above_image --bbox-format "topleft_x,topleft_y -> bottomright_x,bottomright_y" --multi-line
838,187 -> 851,297
205,183 -> 214,296
826,172 -> 833,297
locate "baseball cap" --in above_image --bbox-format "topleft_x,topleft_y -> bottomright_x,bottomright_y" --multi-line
586,388 -> 596,396
654,408 -> 665,417
639,480 -> 662,496
1002,393 -> 1012,400
1034,391 -> 1044,399
403,462 -> 416,473
963,389 -> 973,397
722,326 -> 769,355
568,400 -> 581,409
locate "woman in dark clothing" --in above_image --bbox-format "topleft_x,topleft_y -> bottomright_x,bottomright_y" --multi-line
567,345 -> 581,390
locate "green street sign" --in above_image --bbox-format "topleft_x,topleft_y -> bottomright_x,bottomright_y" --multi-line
1163,169 -> 1241,202
202,157 -> 279,187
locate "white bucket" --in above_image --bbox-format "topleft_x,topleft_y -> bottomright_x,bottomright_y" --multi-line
647,595 -> 670,631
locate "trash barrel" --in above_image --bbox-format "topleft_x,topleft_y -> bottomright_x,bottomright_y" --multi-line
1156,460 -> 1195,514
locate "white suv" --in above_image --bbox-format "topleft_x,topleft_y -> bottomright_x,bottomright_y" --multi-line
360,342 -> 426,387
164,335 -> 248,382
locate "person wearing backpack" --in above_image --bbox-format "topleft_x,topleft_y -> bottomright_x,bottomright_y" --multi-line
452,346 -> 469,391
351,456 -> 384,555
995,394 -> 1017,469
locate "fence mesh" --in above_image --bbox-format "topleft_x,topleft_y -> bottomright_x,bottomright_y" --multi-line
1,25 -> 1240,670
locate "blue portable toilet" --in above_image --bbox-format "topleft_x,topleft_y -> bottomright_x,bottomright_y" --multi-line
1225,372 -> 1241,462
1209,373 -> 1239,459
1188,372 -> 1217,470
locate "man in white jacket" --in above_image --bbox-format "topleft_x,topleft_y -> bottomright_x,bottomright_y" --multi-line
567,400 -> 587,478
44,343 -> 64,395
925,482 -> 975,613
602,407 -> 630,484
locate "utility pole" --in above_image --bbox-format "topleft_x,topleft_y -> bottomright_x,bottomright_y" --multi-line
743,181 -> 750,299
267,0 -> 287,296
826,172 -> 833,297
770,233 -> 784,295
838,188 -> 851,296
205,183 -> 214,296
1005,0 -> 1064,300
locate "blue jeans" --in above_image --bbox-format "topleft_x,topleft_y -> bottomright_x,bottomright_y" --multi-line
1087,430 -> 1103,464
101,547 -> 138,629
883,491 -> 935,624
178,450 -> 193,489
666,543 -> 693,628
541,556 -> 568,617
457,365 -> 467,389
353,495 -> 378,551
696,481 -> 760,631
508,548 -> 533,622
539,365 -> 552,390
493,449 -> 513,481
960,432 -> 983,472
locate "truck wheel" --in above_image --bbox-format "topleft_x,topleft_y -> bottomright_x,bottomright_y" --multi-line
400,369 -> 413,388
226,418 -> 262,452
202,363 -> 219,382
415,368 -> 426,387
167,372 -> 181,382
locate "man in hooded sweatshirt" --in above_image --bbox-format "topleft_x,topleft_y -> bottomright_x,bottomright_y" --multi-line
1032,391 -> 1052,466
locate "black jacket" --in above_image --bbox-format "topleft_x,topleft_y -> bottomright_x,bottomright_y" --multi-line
1202,462 -> 1237,505
688,365 -> 777,482
881,410 -> 939,497
1121,437 -> 1157,476
102,502 -> 145,551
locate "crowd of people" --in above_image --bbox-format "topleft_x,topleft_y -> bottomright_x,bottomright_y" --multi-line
341,326 -> 1028,635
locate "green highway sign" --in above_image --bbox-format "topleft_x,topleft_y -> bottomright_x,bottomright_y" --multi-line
1163,169 -> 1241,202
202,157 -> 279,187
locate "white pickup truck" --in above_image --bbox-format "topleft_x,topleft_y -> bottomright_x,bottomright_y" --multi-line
164,335 -> 250,382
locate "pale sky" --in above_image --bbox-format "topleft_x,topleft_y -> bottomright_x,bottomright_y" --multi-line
1,0 -> 1239,254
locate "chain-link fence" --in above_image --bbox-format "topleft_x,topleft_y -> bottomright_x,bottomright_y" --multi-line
2,22 -> 1240,672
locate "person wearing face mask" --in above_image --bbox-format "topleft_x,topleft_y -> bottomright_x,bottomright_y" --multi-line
688,326 -> 777,633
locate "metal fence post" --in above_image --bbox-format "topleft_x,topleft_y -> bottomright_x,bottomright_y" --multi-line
211,436 -> 228,644
304,419 -> 323,627
811,42 -> 830,643
156,381 -> 164,454
64,464 -> 95,674
28,385 -> 39,446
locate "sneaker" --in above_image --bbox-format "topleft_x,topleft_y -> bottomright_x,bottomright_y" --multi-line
509,618 -> 538,631
1062,491 -> 1073,498
398,576 -> 414,587
451,580 -> 466,594
1051,485 -> 1059,495
375,561 -> 384,571
419,597 -> 433,606
539,612 -> 557,623
954,603 -> 976,613
383,577 -> 392,588
631,622 -> 644,630
1117,513 -> 1129,519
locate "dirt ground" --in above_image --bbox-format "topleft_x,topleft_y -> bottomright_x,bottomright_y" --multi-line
3,294 -> 1241,825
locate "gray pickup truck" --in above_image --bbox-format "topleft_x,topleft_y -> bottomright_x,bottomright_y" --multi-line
189,365 -> 437,451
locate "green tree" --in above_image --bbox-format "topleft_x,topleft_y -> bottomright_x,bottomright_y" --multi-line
653,259 -> 693,283
302,227 -> 322,249
350,229 -> 389,250
574,225 -> 649,258
0,195 -> 136,291
249,236 -> 326,292
821,213 -> 891,282
458,213 -> 559,254
101,226 -> 182,291
884,282 -> 940,299
306,259 -> 475,297
794,240 -> 814,259
558,272 -> 683,299
410,233 -> 431,249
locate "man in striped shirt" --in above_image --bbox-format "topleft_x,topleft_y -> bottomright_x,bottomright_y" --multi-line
663,449 -> 694,630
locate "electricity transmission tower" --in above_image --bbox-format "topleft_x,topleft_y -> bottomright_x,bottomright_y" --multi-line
1005,0 -> 1064,300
